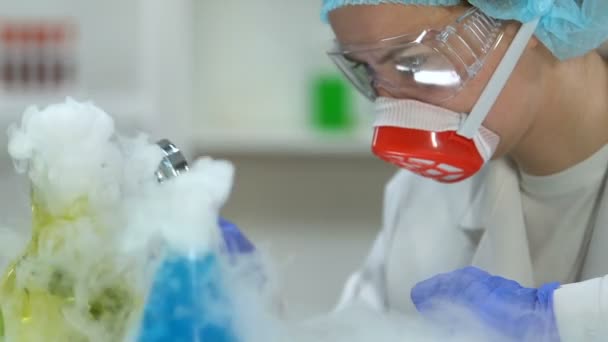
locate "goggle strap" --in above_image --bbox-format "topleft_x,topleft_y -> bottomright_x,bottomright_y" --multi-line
457,17 -> 541,139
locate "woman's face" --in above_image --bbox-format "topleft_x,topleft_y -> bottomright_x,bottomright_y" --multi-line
328,4 -> 548,159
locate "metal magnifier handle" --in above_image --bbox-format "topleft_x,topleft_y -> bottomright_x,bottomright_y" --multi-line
155,139 -> 190,183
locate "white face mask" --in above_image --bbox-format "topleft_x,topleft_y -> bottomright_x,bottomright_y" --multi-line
374,98 -> 501,162
371,97 -> 500,182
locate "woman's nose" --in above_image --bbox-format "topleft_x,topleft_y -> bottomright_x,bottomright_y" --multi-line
375,86 -> 395,98
374,83 -> 414,100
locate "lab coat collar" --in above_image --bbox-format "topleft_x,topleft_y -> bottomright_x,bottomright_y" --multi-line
579,162 -> 608,280
468,159 -> 536,286
458,161 -> 498,230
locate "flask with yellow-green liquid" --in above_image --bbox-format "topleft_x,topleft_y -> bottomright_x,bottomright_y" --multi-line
0,187 -> 142,342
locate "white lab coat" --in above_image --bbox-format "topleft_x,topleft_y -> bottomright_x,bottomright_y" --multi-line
337,158 -> 608,340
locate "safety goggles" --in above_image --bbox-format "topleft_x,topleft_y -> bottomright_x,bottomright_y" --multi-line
327,8 -> 505,104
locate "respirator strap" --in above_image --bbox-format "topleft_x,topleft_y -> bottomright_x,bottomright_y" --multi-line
457,18 -> 541,139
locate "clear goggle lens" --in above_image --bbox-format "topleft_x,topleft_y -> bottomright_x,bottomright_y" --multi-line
328,8 -> 504,104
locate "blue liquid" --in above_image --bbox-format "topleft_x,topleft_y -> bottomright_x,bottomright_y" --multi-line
137,253 -> 240,342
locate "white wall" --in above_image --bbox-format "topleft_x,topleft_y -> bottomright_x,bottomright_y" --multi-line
0,0 -> 397,321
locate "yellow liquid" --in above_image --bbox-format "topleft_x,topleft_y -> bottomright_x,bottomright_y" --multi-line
0,192 -> 142,342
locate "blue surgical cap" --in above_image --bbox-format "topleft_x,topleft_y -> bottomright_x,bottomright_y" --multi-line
321,0 -> 608,60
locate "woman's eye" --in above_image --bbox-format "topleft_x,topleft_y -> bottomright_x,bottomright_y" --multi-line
353,62 -> 374,76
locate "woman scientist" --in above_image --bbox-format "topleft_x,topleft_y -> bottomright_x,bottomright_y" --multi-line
320,0 -> 608,341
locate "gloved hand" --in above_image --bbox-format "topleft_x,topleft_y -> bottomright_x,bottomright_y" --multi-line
219,217 -> 255,254
411,266 -> 561,342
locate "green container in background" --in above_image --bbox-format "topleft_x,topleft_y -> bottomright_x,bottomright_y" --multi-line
310,73 -> 355,131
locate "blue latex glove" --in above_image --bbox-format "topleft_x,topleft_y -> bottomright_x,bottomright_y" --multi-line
137,219 -> 254,342
219,218 -> 255,254
411,267 -> 561,341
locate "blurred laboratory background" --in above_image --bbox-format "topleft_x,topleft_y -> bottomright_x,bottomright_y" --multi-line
0,1 -> 396,319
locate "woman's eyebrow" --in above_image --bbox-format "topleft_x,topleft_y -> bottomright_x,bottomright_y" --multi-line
343,50 -> 393,66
